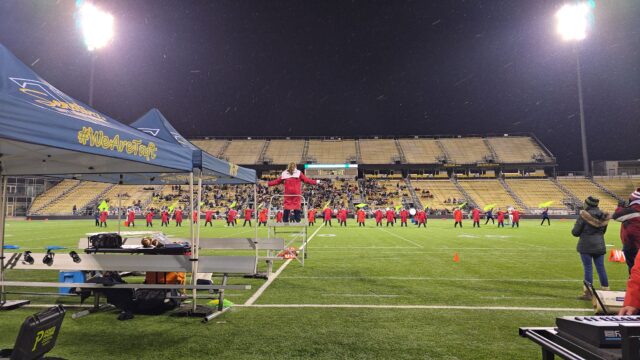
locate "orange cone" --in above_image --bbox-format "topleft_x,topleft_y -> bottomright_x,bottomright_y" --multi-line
453,252 -> 460,263
609,249 -> 616,262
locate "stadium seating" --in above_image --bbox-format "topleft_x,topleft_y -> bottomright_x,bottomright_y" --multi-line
486,136 -> 551,164
28,179 -> 79,214
412,180 -> 464,211
505,179 -> 569,211
398,139 -> 444,164
191,139 -> 228,157
361,178 -> 408,208
458,179 -> 519,211
358,139 -> 400,164
438,138 -> 491,164
264,140 -> 305,164
221,139 -> 265,164
593,176 -> 640,200
99,185 -> 158,210
306,139 -> 356,163
32,181 -> 111,215
558,177 -> 619,212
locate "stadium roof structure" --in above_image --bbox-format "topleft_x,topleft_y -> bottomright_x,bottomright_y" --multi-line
129,108 -> 256,184
0,43 -> 193,179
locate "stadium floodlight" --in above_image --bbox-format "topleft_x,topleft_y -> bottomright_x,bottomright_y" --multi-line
79,3 -> 114,51
555,2 -> 593,176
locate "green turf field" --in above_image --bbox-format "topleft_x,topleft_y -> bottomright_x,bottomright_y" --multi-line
0,218 -> 629,359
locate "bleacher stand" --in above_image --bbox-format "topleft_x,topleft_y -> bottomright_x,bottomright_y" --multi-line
398,139 -> 444,164
306,139 -> 356,163
438,138 -> 491,164
358,139 -> 399,164
487,136 -> 550,164
221,139 -> 265,165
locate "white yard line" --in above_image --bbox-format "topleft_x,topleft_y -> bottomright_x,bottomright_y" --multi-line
244,224 -> 324,306
379,228 -> 424,248
278,275 -> 628,282
237,304 -> 592,312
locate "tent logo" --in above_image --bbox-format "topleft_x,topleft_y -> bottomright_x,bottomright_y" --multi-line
229,163 -> 239,176
170,131 -> 191,147
9,77 -> 108,124
137,128 -> 160,137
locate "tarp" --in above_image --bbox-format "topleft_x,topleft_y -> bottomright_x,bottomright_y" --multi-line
0,43 -> 193,178
131,108 -> 256,184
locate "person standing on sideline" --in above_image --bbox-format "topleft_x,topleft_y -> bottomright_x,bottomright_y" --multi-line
472,207 -> 481,228
613,188 -> 640,273
307,208 -> 316,226
94,208 -> 100,227
375,209 -> 383,227
541,208 -> 551,226
399,208 -> 409,227
145,209 -> 154,227
338,207 -> 347,227
175,207 -> 183,227
204,208 -> 214,227
243,207 -> 253,227
484,208 -> 495,225
511,209 -> 521,228
227,208 -> 237,227
619,253 -> 640,315
276,210 -> 284,223
416,209 -> 427,228
99,210 -> 108,227
192,210 -> 199,224
323,207 -> 332,227
357,208 -> 366,227
453,208 -> 463,228
161,209 -> 169,227
127,208 -> 135,227
385,208 -> 395,227
266,162 -> 321,222
573,196 -> 610,300
258,208 -> 268,226
496,208 -> 505,228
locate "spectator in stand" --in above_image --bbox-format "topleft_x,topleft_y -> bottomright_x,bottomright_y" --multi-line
472,207 -> 481,228
323,207 -> 332,227
308,208 -> 316,226
613,188 -> 640,273
145,209 -> 154,227
496,208 -> 505,228
454,208 -> 463,228
385,208 -> 395,227
511,209 -> 520,228
573,196 -> 610,300
266,162 -> 321,223
205,208 -> 214,227
161,209 -> 169,227
541,208 -> 550,226
72,204 -> 77,215
357,208 -> 366,227
243,207 -> 253,227
399,208 -> 408,227
485,208 -> 495,225
175,207 -> 183,227
375,209 -> 383,227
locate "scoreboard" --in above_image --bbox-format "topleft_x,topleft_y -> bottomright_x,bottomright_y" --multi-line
304,164 -> 358,178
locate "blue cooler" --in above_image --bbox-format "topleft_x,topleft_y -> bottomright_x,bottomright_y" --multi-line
58,271 -> 86,294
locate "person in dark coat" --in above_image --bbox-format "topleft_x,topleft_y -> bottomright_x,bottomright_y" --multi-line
572,196 -> 610,300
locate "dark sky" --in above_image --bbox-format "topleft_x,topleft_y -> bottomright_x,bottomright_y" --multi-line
1,0 -> 639,170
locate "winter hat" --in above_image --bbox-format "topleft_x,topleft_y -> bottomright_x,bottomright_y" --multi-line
630,188 -> 640,205
585,196 -> 599,208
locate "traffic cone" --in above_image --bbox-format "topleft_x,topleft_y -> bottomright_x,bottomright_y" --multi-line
453,252 -> 460,263
609,249 -> 616,262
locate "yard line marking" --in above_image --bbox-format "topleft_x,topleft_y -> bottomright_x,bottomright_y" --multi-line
244,224 -> 324,306
321,294 -> 403,298
237,304 -> 593,312
379,228 -> 424,248
278,276 -> 628,282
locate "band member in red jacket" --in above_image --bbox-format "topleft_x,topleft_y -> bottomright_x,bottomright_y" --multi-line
175,207 -> 183,227
338,208 -> 347,227
496,209 -> 505,228
386,208 -> 395,227
258,208 -> 268,226
276,210 -> 284,223
453,208 -> 463,228
357,208 -> 366,227
267,162 -> 320,222
192,210 -> 199,224
472,207 -> 481,228
416,209 -> 426,228
243,208 -> 253,227
161,209 -> 169,227
399,209 -> 409,227
619,252 -> 640,315
227,208 -> 237,227
145,210 -> 154,227
205,208 -> 214,227
127,208 -> 135,227
99,210 -> 108,227
512,209 -> 521,228
375,209 -> 383,227
323,207 -> 333,227
308,208 -> 317,226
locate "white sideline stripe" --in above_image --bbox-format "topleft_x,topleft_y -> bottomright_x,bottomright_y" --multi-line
321,293 -> 403,298
244,224 -> 324,306
379,228 -> 423,248
237,304 -> 593,312
278,276 -> 629,282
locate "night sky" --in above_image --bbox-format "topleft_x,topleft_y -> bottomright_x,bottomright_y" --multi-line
1,0 -> 639,170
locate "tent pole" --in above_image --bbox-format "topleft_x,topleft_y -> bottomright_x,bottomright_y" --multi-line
0,176 -> 6,305
254,183 -> 258,273
193,170 -> 202,312
117,174 -> 123,235
189,172 -> 196,311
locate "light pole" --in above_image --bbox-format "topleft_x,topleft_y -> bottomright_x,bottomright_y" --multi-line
555,2 -> 592,176
78,2 -> 114,107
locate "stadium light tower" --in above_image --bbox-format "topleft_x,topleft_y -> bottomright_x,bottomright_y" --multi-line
78,2 -> 114,107
555,2 -> 592,176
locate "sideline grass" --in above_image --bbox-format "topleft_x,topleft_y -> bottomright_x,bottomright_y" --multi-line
0,218 -> 628,359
